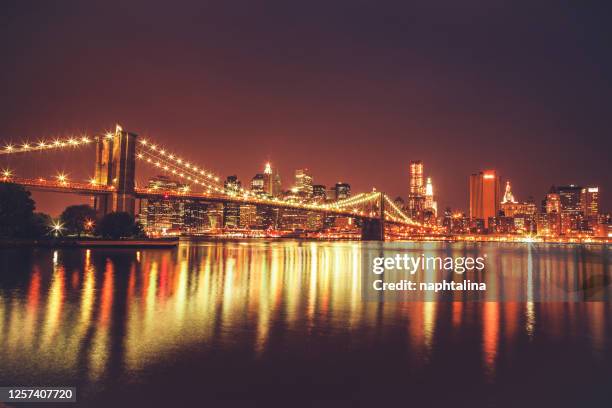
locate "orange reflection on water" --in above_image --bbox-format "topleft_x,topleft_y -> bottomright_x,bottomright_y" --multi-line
483,302 -> 499,381
0,241 -> 608,384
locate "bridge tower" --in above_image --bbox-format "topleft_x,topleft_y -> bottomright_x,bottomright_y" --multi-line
93,124 -> 138,216
361,192 -> 385,241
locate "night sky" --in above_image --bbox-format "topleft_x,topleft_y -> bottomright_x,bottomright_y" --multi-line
1,1 -> 611,216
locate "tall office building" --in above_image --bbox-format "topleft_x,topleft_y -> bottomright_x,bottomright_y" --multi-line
497,181 -> 537,233
334,182 -> 351,200
312,184 -> 327,201
409,160 -> 424,195
545,187 -> 561,214
239,204 -> 257,228
581,186 -> 599,218
557,185 -> 583,234
143,175 -> 208,234
224,175 -> 241,194
263,163 -> 274,196
260,163 -> 282,197
581,186 -> 600,232
272,172 -> 282,197
295,169 -> 313,197
469,170 -> 501,228
251,173 -> 265,195
537,186 -> 562,236
408,160 -> 425,218
222,176 -> 241,228
424,177 -> 437,216
501,181 -> 517,204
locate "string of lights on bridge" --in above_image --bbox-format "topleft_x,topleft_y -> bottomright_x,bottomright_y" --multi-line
1,129 -> 424,227
1,135 -> 94,155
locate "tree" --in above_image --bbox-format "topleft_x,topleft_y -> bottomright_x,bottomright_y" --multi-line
26,212 -> 53,238
60,204 -> 97,237
0,183 -> 36,238
95,212 -> 140,239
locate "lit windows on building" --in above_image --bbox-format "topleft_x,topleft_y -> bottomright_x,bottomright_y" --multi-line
251,174 -> 265,195
295,169 -> 313,198
224,175 -> 241,195
334,182 -> 351,200
407,160 -> 425,218
469,170 -> 501,229
312,184 -> 327,201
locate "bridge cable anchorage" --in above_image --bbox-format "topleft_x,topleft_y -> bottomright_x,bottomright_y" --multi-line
1,135 -> 95,155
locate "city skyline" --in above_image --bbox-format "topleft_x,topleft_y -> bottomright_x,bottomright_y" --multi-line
1,2 -> 610,215
0,141 -> 609,218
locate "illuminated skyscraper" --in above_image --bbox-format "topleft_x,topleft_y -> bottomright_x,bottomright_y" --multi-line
409,160 -> 424,195
263,163 -> 273,196
224,175 -> 241,194
295,169 -> 313,197
469,170 -> 501,228
545,187 -> 561,214
251,173 -> 265,195
334,182 -> 351,200
538,187 -> 562,236
408,160 -> 425,218
223,176 -> 241,228
424,177 -> 437,216
261,162 -> 282,197
272,172 -> 282,197
143,175 -> 207,234
501,181 -> 517,204
312,184 -> 327,201
239,204 -> 257,228
557,185 -> 583,234
581,186 -> 599,218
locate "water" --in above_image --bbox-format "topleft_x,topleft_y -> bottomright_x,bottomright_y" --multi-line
0,241 -> 610,407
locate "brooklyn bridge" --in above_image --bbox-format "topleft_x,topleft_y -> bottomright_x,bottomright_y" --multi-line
1,125 -> 434,240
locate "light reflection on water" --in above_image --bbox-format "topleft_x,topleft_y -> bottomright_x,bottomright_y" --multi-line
0,241 -> 610,406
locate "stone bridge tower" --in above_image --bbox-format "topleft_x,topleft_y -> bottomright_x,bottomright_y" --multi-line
93,124 -> 138,216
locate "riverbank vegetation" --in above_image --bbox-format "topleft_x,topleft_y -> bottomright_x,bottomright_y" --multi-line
0,183 -> 142,240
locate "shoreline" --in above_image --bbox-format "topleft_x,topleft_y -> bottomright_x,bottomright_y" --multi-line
0,236 -> 609,248
0,238 -> 179,248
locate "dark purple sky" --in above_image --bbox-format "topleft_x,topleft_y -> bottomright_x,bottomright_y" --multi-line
1,0 -> 611,216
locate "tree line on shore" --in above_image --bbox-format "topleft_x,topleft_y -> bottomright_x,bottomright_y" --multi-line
0,183 -> 143,240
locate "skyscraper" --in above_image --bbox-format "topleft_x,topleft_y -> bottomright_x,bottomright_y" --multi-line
469,170 -> 501,228
295,169 -> 313,197
272,172 -> 282,197
260,163 -> 282,197
557,185 -> 583,234
581,186 -> 599,218
263,163 -> 273,196
581,186 -> 600,233
224,175 -> 241,194
312,184 -> 327,201
408,160 -> 426,219
143,175 -> 208,235
424,177 -> 437,216
251,173 -> 265,195
501,181 -> 517,204
223,176 -> 241,228
409,160 -> 424,195
334,182 -> 351,200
